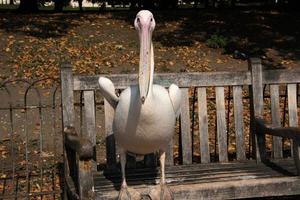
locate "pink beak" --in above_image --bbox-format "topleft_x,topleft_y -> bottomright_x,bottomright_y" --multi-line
138,23 -> 152,104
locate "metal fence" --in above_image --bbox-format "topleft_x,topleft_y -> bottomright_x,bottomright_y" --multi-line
0,77 -> 108,200
0,78 -> 62,200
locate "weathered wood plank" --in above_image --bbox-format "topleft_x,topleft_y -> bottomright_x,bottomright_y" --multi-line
166,139 -> 174,166
293,140 -> 300,175
171,177 -> 300,200
73,69 -> 300,91
180,88 -> 192,164
104,99 -> 117,168
97,166 -> 294,188
255,117 -> 300,175
249,58 -> 264,162
233,86 -> 246,161
255,118 -> 300,142
197,87 -> 210,163
288,84 -> 298,127
61,64 -> 94,200
288,84 -> 298,157
289,85 -> 300,174
64,127 -> 93,160
78,160 -> 94,199
84,91 -> 97,171
96,176 -> 300,200
61,63 -> 75,127
96,159 -> 295,177
60,63 -> 75,199
215,86 -> 228,162
74,71 -> 252,90
270,84 -> 283,159
263,70 -> 300,84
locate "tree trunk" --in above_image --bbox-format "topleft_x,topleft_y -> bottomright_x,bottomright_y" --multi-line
288,0 -> 300,10
78,0 -> 83,11
194,0 -> 199,8
18,0 -> 38,12
231,0 -> 236,7
159,0 -> 177,9
202,0 -> 209,8
9,0 -> 14,5
143,0 -> 155,9
54,0 -> 64,12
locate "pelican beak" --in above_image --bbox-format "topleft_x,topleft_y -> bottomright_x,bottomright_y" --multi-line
138,25 -> 152,104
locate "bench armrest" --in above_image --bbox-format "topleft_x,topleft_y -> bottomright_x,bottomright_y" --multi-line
64,126 -> 93,160
255,117 -> 300,175
255,118 -> 300,141
64,126 -> 95,199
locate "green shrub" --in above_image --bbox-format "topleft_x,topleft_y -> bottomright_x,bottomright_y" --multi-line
206,34 -> 229,49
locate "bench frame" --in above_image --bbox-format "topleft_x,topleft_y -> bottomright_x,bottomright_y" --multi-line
60,58 -> 300,199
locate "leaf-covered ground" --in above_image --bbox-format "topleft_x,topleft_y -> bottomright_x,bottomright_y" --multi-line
0,8 -> 299,82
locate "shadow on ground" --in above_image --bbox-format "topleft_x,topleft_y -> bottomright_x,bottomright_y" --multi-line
0,13 -> 82,38
109,8 -> 300,69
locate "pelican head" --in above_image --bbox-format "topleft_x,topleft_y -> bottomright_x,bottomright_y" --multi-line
134,10 -> 156,104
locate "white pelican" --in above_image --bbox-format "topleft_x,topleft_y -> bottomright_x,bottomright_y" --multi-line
98,10 -> 182,200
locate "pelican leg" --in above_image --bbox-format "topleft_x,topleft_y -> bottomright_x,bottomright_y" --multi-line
148,151 -> 174,200
118,148 -> 140,200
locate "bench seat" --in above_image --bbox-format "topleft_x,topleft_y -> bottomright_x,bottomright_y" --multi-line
94,159 -> 300,199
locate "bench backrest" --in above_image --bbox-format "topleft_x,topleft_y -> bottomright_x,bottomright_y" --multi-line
61,58 -> 300,170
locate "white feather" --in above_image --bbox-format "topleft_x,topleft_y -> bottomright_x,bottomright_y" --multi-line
98,77 -> 119,109
113,84 -> 176,154
168,84 -> 182,117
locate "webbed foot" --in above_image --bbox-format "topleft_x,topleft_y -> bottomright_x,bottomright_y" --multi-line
147,184 -> 173,200
118,185 -> 140,200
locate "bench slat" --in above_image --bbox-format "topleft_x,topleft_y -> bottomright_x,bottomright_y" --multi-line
104,99 -> 117,168
233,86 -> 246,161
84,91 -> 97,170
216,86 -> 228,162
61,64 -> 75,187
166,138 -> 174,166
61,64 -> 75,127
288,84 -> 298,157
288,84 -> 298,127
270,84 -> 283,159
197,87 -> 210,163
180,88 -> 192,164
250,58 -> 264,161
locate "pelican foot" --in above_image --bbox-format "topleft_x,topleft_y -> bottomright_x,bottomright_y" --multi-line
147,184 -> 174,200
118,186 -> 140,200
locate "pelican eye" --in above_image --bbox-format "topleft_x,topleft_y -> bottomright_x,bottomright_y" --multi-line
137,17 -> 140,23
150,18 -> 153,22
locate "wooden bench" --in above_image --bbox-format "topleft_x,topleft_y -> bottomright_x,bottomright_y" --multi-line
60,58 -> 300,200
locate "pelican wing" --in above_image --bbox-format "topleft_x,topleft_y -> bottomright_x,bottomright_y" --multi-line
98,77 -> 119,109
168,84 -> 182,117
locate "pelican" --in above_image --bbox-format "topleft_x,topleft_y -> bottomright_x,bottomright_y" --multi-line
98,10 -> 181,200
